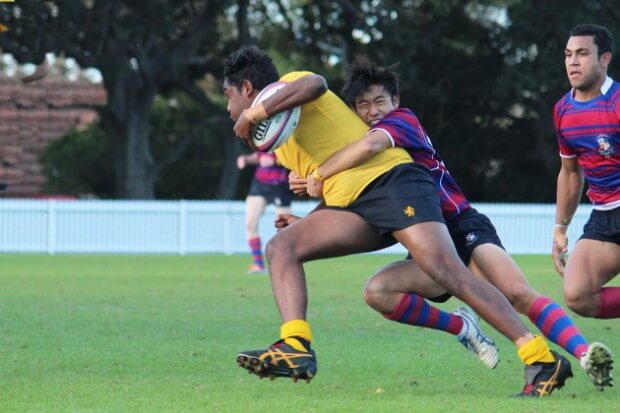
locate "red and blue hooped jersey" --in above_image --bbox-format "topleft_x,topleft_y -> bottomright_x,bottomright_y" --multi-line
371,108 -> 470,220
554,77 -> 620,209
254,152 -> 289,186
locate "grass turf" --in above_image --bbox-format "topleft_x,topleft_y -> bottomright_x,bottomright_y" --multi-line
0,254 -> 617,412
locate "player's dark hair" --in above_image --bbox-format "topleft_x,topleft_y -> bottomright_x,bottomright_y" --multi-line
570,24 -> 614,56
224,45 -> 279,90
341,54 -> 400,106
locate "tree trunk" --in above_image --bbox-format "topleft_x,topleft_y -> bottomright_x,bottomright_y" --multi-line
101,74 -> 157,199
118,92 -> 156,199
216,138 -> 245,199
214,0 -> 251,199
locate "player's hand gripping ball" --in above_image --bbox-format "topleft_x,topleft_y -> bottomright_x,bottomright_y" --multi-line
251,82 -> 301,152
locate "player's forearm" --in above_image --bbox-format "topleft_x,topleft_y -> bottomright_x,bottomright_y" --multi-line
244,153 -> 259,165
316,132 -> 391,180
262,75 -> 327,116
555,167 -> 583,227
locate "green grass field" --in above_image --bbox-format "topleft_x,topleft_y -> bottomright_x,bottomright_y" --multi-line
0,254 -> 617,412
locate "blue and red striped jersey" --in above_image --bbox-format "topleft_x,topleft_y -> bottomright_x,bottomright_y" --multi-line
554,77 -> 620,209
254,152 -> 289,186
371,108 -> 471,220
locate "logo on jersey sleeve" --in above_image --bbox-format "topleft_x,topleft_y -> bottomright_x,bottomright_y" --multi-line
597,135 -> 614,157
404,206 -> 415,217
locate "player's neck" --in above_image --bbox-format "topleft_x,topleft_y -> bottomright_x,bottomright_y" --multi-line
573,75 -> 607,102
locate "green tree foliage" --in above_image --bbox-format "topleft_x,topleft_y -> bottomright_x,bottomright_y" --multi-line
150,93 -> 229,200
6,1 -> 619,201
0,0 -> 231,199
42,92 -> 236,199
42,125 -> 115,198
265,0 -> 618,202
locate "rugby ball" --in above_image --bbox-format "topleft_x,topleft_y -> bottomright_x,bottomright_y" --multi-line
251,82 -> 301,152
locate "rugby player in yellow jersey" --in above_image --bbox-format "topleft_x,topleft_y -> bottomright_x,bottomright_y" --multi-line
222,45 -> 571,396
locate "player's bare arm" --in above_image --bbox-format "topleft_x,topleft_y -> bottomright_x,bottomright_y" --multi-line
274,198 -> 329,230
552,156 -> 585,274
236,152 -> 259,169
306,130 -> 391,197
234,74 -> 327,140
263,74 -> 327,115
275,213 -> 301,230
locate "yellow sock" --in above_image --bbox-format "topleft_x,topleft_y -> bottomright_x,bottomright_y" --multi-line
281,319 -> 312,352
517,336 -> 555,365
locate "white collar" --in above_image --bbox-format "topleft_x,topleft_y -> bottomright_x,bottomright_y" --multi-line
572,76 -> 613,98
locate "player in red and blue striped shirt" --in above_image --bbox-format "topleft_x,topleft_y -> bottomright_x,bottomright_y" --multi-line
303,54 -> 613,391
237,152 -> 291,273
552,24 -> 619,387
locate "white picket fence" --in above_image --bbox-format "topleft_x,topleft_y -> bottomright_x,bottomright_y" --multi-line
0,199 -> 592,255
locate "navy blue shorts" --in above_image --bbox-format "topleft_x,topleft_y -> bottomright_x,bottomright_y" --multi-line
247,179 -> 292,207
446,208 -> 505,264
335,163 -> 444,235
580,207 -> 620,244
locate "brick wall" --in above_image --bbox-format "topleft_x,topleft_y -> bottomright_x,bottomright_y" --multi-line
0,77 -> 106,197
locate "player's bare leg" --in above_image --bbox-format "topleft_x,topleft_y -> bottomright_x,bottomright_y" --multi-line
244,195 -> 268,273
237,209 -> 383,382
363,260 -> 448,312
563,239 -> 620,317
364,260 -> 499,369
265,209 -> 383,321
393,221 -> 573,396
562,239 -> 619,389
394,222 -> 529,341
468,244 -> 539,315
471,243 -> 614,389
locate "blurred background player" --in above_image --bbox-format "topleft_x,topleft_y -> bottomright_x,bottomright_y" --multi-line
553,25 -> 620,329
297,54 -> 613,391
237,151 -> 292,274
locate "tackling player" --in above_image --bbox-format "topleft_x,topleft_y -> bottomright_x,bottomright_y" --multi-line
297,54 -> 613,392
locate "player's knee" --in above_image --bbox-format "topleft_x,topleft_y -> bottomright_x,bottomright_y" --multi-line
265,230 -> 304,264
502,284 -> 538,314
244,222 -> 257,235
363,277 -> 391,312
563,291 -> 598,317
564,285 -> 598,317
265,233 -> 290,263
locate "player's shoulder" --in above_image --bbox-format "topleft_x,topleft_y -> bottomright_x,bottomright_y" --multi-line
279,71 -> 316,82
607,78 -> 620,101
381,107 -> 409,119
381,108 -> 421,126
553,90 -> 573,115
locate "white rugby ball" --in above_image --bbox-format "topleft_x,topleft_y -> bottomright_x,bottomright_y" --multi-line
251,82 -> 301,152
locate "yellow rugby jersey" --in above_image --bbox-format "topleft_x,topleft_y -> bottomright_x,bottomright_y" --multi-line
275,71 -> 412,207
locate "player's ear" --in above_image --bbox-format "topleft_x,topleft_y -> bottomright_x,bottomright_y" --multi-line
600,51 -> 612,69
241,80 -> 255,97
392,94 -> 400,108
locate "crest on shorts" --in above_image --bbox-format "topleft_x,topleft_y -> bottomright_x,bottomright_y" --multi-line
597,135 -> 614,157
403,206 -> 415,217
465,232 -> 477,246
